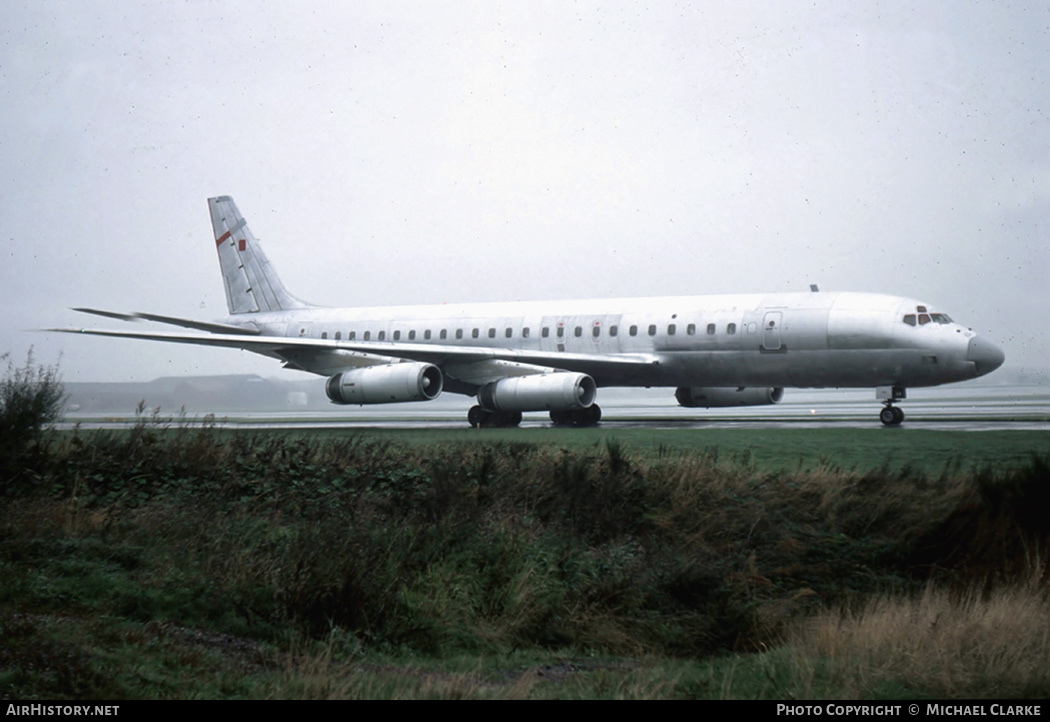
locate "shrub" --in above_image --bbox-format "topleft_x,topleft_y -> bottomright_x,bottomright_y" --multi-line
0,349 -> 65,484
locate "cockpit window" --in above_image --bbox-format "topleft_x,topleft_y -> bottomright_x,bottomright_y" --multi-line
903,311 -> 952,326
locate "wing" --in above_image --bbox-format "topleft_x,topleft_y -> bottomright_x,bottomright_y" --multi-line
47,324 -> 663,390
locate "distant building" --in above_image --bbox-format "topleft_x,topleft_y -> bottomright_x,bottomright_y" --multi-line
64,375 -> 326,414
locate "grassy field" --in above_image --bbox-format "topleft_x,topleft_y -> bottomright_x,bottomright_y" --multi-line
2,420 -> 1050,699
247,424 -> 1050,474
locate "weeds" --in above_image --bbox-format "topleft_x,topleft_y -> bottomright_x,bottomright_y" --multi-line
2,412 -> 1049,698
785,573 -> 1050,698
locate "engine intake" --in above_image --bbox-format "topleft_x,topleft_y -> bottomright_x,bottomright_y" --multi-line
675,386 -> 784,408
478,372 -> 597,412
326,363 -> 443,405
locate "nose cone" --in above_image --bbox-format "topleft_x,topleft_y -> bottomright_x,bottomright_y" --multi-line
967,336 -> 1006,376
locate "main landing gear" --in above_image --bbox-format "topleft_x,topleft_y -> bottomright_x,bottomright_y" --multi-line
879,405 -> 905,426
550,405 -> 602,427
466,405 -> 604,428
877,386 -> 906,426
467,406 -> 523,428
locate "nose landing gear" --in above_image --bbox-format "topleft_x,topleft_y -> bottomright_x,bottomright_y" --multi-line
879,404 -> 905,426
877,386 -> 906,426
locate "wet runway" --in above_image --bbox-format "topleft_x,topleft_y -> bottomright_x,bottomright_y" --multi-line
61,384 -> 1050,432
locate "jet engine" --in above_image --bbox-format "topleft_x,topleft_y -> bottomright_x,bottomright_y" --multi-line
675,386 -> 784,408
477,372 -> 597,412
326,363 -> 443,404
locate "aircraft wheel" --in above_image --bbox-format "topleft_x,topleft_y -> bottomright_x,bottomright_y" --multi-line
551,407 -> 600,427
588,404 -> 602,424
578,404 -> 601,426
470,407 -> 522,428
569,405 -> 602,427
468,405 -> 487,428
498,411 -> 523,427
879,406 -> 902,426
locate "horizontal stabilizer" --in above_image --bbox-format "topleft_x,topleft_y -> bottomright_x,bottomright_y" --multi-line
72,308 -> 260,336
132,312 -> 261,336
71,307 -> 138,322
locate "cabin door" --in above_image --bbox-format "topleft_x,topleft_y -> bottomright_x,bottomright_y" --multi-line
762,311 -> 782,351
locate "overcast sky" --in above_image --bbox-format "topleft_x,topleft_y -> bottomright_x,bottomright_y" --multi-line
2,0 -> 1047,383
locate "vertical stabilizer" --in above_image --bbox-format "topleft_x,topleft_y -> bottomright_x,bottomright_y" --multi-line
208,196 -> 311,314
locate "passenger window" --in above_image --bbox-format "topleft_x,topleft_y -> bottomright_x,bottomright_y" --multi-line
378,331 -> 386,340
408,330 -> 416,340
522,327 -> 530,338
440,329 -> 447,340
629,325 -> 638,336
488,328 -> 496,338
687,323 -> 695,335
424,330 -> 431,340
321,331 -> 328,339
575,326 -> 583,337
349,331 -> 356,340
542,327 -> 549,338
648,324 -> 657,336
364,331 -> 371,340
609,325 -> 618,337
707,323 -> 716,335
472,328 -> 479,338
393,330 -> 401,340
667,324 -> 676,335
506,328 -> 513,338
727,323 -> 736,335
456,329 -> 463,339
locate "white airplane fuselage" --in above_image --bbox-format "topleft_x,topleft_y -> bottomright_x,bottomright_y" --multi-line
222,290 -> 997,390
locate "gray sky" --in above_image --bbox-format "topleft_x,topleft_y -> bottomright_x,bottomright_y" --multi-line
2,1 -> 1047,382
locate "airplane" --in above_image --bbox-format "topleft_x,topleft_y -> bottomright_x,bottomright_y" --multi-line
52,196 -> 1005,427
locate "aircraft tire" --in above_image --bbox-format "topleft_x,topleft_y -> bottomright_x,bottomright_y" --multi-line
588,404 -> 602,424
468,405 -> 487,428
568,405 -> 602,427
550,406 -> 601,427
498,411 -> 523,427
469,406 -> 523,428
550,410 -> 571,426
879,406 -> 902,426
